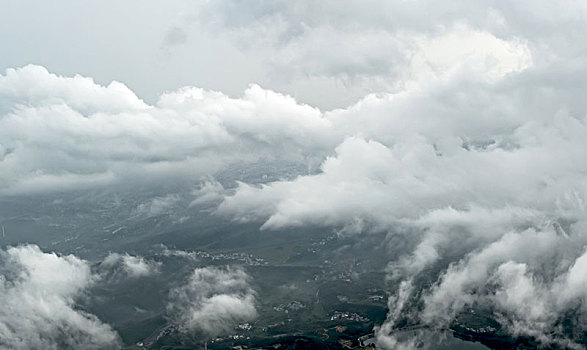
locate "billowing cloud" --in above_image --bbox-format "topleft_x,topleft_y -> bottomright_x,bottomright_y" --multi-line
0,65 -> 330,195
218,110 -> 587,347
0,245 -> 120,350
211,15 -> 587,345
219,109 -> 587,231
167,266 -> 257,338
418,229 -> 587,348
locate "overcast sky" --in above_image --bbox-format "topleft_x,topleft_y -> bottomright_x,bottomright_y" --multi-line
4,0 -> 582,110
1,0 -> 372,109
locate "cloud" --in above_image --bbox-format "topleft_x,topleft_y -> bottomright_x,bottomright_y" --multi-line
211,33 -> 587,346
0,65 -> 330,195
218,111 -> 587,346
132,194 -> 181,217
167,266 -> 257,338
0,65 -> 147,115
418,228 -> 587,348
191,1 -> 534,83
3,2 -> 587,347
0,12 -> 549,198
219,109 -> 587,230
101,253 -> 161,278
0,245 -> 120,350
190,180 -> 226,206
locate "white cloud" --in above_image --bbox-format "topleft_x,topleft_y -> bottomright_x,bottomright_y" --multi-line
0,65 -> 331,195
410,27 -> 532,81
0,65 -> 147,114
167,266 -> 257,338
0,245 -> 120,350
189,0 -> 538,106
101,253 -> 161,278
418,231 -> 587,348
212,43 -> 587,347
190,180 -> 226,206
219,109 -> 587,231
132,194 -> 181,217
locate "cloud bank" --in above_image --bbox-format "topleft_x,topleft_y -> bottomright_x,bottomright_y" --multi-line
0,65 -> 331,195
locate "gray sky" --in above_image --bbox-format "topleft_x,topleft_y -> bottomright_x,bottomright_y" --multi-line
1,1 -> 261,104
6,0 -> 575,110
0,0 -> 385,109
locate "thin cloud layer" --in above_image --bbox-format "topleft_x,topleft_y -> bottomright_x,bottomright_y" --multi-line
0,245 -> 120,350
